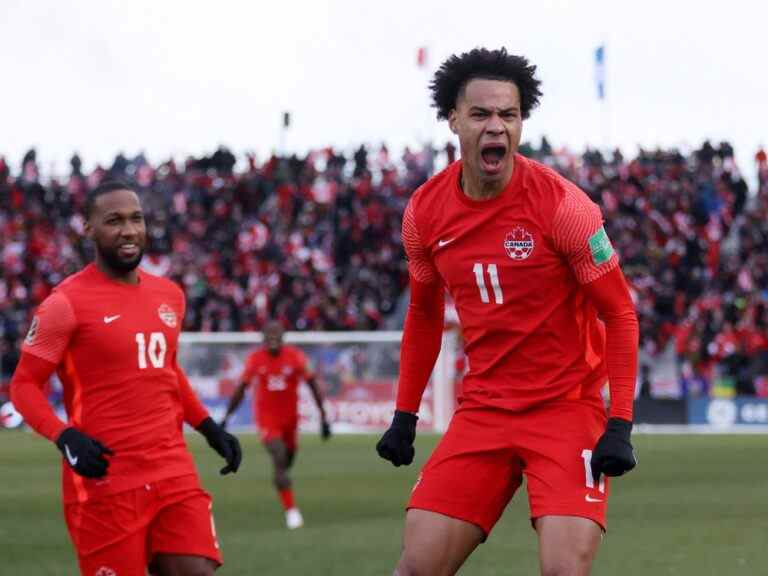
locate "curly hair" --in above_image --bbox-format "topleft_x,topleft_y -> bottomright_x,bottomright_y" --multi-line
430,47 -> 542,120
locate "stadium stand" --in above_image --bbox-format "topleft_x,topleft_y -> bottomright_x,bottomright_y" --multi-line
1,141 -> 767,402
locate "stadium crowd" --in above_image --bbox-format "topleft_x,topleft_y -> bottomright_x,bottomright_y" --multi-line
1,140 -> 767,398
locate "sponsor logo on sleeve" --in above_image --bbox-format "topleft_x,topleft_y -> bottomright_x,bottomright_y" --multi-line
158,304 -> 177,328
504,226 -> 535,260
24,316 -> 39,345
588,226 -> 615,265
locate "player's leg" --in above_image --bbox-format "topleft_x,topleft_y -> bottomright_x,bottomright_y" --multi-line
64,487 -> 151,576
535,516 -> 602,576
73,530 -> 148,576
264,435 -> 302,527
517,399 -> 609,576
286,447 -> 297,469
397,404 -> 521,574
395,509 -> 484,576
151,554 -> 218,576
264,437 -> 292,492
147,475 -> 222,575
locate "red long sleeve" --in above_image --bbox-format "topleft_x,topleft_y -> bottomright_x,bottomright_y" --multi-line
395,277 -> 445,413
10,352 -> 67,442
582,266 -> 639,421
174,358 -> 210,428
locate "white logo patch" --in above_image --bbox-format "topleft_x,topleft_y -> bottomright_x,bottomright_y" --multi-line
103,315 -> 121,324
158,304 -> 177,328
437,238 -> 456,248
585,494 -> 604,503
504,226 -> 535,260
25,316 -> 39,345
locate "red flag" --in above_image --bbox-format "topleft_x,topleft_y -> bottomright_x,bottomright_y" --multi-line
416,46 -> 428,68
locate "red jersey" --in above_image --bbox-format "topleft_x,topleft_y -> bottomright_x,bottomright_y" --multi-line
240,346 -> 309,426
21,264 -> 198,503
403,155 -> 619,411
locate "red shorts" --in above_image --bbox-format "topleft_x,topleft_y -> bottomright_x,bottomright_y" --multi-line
64,474 -> 222,575
408,399 -> 609,537
259,419 -> 298,452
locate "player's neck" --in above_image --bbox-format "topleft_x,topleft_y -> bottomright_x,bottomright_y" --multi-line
94,258 -> 140,285
460,157 -> 515,201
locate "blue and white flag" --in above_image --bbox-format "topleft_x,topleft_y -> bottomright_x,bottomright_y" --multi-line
594,45 -> 606,100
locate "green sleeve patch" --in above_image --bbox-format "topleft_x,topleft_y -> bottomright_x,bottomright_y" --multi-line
588,226 -> 614,265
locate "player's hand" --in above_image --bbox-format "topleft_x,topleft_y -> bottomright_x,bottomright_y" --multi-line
197,417 -> 242,475
55,427 -> 114,479
376,410 -> 417,467
320,419 -> 332,441
590,417 -> 636,484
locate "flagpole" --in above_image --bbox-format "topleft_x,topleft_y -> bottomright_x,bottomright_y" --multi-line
595,43 -> 611,156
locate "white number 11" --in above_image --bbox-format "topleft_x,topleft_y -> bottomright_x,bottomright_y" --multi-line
473,263 -> 504,304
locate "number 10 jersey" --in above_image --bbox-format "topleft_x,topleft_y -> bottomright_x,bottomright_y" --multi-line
22,263 -> 197,503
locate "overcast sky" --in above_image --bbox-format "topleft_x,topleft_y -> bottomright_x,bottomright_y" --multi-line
2,0 -> 765,184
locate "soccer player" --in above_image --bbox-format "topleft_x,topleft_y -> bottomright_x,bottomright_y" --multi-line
221,321 -> 331,530
10,181 -> 242,576
376,48 -> 639,576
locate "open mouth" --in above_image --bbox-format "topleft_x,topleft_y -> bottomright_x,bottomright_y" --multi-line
480,144 -> 507,174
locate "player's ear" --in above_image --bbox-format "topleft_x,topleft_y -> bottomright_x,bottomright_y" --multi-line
448,109 -> 458,134
83,218 -> 94,239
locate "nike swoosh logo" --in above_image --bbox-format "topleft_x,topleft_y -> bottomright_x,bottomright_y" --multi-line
437,238 -> 455,247
585,495 -> 604,503
64,445 -> 78,466
103,315 -> 121,324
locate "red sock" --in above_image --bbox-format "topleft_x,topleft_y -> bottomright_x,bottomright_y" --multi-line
278,488 -> 295,511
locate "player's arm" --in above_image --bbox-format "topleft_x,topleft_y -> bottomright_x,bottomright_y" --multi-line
581,268 -> 638,422
177,359 -> 242,476
173,354 -> 210,428
221,354 -> 255,428
175,292 -> 241,475
221,382 -> 248,428
11,293 -> 114,478
11,352 -> 67,441
377,200 -> 445,467
553,183 -> 639,481
304,370 -> 331,440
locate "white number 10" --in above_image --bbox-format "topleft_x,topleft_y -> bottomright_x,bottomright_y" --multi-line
135,332 -> 167,369
473,263 -> 504,304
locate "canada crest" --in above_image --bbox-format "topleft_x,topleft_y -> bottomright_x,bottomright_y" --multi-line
95,568 -> 117,576
158,304 -> 177,328
504,226 -> 535,260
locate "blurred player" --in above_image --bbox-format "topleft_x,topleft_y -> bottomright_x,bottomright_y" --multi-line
10,181 -> 242,576
221,321 -> 331,529
376,48 -> 639,576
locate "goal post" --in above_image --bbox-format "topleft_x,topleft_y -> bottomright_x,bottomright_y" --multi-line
178,330 -> 458,433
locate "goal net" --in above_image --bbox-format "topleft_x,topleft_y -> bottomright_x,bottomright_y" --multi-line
179,331 -> 459,434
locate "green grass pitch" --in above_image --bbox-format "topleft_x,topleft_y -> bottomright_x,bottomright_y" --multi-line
2,432 -> 767,575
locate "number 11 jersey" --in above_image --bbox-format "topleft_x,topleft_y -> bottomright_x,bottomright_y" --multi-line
403,154 -> 620,411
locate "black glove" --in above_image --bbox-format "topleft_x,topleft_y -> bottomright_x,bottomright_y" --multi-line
376,410 -> 417,467
320,419 -> 332,441
56,427 -> 114,479
198,417 -> 242,475
590,417 -> 636,484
